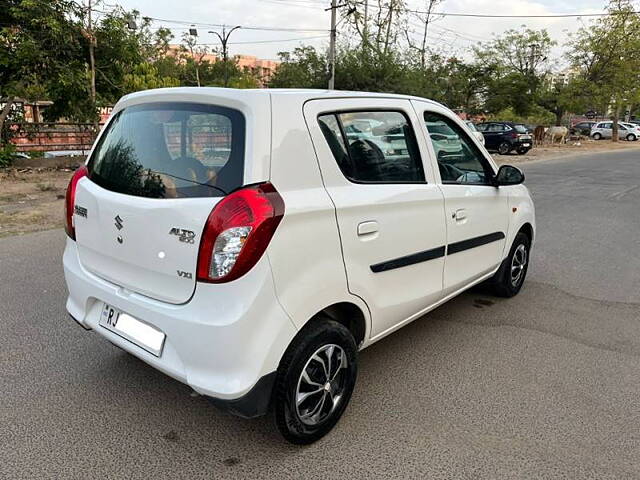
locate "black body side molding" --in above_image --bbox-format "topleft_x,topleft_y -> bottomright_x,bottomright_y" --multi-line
446,232 -> 505,255
370,246 -> 446,273
370,232 -> 505,273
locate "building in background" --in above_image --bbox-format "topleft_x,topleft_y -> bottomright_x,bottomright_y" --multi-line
167,45 -> 279,87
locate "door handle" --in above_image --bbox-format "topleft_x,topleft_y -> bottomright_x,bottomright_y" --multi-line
452,209 -> 467,221
357,221 -> 379,236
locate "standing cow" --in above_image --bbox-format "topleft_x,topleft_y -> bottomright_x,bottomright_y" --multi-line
533,125 -> 547,145
546,126 -> 568,144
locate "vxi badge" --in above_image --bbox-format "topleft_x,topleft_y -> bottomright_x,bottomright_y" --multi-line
169,227 -> 196,244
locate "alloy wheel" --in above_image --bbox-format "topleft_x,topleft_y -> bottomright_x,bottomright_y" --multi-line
510,244 -> 528,287
295,344 -> 348,426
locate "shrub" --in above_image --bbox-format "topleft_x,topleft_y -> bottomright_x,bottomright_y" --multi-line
0,144 -> 17,168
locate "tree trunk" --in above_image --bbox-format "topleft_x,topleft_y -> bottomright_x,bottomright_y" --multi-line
0,96 -> 16,143
554,110 -> 563,127
612,105 -> 620,142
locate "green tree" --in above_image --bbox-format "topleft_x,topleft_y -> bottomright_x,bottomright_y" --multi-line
473,27 -> 555,117
123,64 -> 180,93
569,0 -> 640,140
0,0 -> 89,136
269,46 -> 328,89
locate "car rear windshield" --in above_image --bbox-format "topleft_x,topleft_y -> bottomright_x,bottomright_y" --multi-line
514,124 -> 528,134
88,102 -> 245,198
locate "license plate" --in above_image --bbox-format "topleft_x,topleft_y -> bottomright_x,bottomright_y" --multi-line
99,303 -> 166,356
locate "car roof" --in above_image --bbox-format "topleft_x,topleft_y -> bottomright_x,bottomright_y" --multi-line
116,87 -> 446,109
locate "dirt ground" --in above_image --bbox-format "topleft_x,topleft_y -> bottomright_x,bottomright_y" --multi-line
1,139 -> 639,237
0,168 -> 74,237
493,138 -> 640,164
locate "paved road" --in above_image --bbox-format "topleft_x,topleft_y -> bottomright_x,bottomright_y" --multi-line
1,150 -> 639,479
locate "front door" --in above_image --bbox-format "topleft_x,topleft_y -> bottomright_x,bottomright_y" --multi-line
413,102 -> 510,294
304,98 -> 447,338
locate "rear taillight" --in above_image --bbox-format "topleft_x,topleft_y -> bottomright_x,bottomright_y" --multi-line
197,183 -> 284,283
64,165 -> 88,240
509,132 -> 518,139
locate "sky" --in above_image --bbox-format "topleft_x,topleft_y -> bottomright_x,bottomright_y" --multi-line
111,0 -> 626,66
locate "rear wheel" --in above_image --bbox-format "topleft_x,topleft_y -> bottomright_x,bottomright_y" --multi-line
498,142 -> 511,155
592,132 -> 602,140
516,147 -> 529,155
488,232 -> 531,297
626,133 -> 636,141
274,319 -> 357,444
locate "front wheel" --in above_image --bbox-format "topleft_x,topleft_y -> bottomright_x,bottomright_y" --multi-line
274,319 -> 358,444
488,232 -> 531,297
498,142 -> 511,155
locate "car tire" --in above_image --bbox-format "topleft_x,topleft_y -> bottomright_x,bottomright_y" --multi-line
488,232 -> 531,298
626,134 -> 635,141
498,142 -> 511,155
274,318 -> 358,445
592,132 -> 602,140
516,147 -> 529,155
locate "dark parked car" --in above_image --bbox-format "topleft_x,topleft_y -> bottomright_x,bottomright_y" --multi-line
476,122 -> 533,155
571,121 -> 596,136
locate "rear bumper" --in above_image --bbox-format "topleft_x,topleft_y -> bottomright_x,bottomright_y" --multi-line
63,238 -> 296,415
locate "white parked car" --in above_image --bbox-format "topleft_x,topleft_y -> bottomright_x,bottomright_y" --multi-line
591,121 -> 639,141
63,88 -> 535,444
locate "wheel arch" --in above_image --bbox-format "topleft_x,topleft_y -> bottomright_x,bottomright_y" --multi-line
305,302 -> 368,347
518,222 -> 534,243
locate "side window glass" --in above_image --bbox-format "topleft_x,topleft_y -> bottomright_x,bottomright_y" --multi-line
488,124 -> 502,132
318,114 -> 352,177
318,111 -> 425,183
424,112 -> 494,185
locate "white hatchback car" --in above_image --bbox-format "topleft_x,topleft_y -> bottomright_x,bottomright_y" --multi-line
63,88 -> 535,444
591,121 -> 640,141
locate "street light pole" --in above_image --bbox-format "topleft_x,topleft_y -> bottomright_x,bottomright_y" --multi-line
210,26 -> 241,87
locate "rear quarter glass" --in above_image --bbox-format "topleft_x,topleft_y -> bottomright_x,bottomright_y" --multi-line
88,102 -> 246,199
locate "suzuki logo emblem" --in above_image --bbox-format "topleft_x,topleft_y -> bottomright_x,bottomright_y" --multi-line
114,215 -> 124,230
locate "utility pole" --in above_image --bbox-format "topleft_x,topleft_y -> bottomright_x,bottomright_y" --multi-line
328,0 -> 337,89
87,0 -> 96,104
210,26 -> 241,87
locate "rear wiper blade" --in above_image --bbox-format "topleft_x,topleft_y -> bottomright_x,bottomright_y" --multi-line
146,169 -> 228,196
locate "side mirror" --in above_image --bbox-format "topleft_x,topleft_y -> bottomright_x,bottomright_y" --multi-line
494,165 -> 525,186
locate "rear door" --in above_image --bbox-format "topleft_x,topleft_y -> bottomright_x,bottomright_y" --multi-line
413,102 -> 510,294
482,123 -> 502,150
73,101 -> 247,304
304,98 -> 447,338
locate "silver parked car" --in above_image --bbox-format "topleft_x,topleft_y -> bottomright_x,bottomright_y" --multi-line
591,121 -> 639,141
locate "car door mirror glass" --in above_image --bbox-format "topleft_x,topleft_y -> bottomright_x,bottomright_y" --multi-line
495,165 -> 525,186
